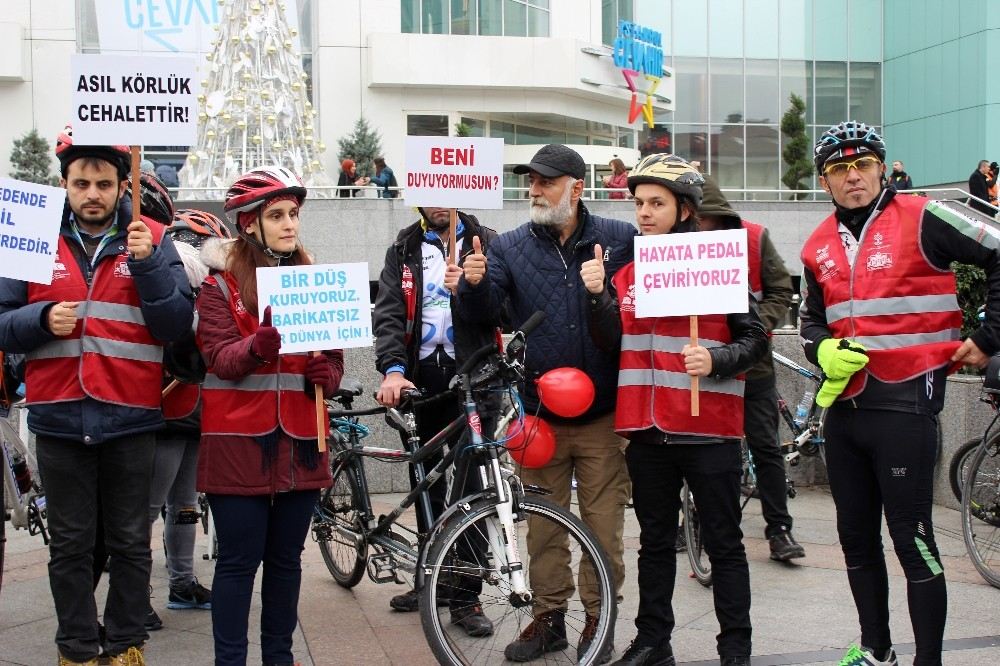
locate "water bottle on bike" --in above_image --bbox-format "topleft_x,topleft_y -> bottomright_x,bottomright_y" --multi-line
793,390 -> 814,428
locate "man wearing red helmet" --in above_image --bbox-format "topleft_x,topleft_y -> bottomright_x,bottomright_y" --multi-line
802,120 -> 1000,666
0,125 -> 193,665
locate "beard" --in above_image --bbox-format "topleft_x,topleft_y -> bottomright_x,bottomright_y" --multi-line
529,180 -> 574,228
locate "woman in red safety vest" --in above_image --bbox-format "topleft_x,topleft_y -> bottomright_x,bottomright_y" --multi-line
196,166 -> 343,666
584,153 -> 767,666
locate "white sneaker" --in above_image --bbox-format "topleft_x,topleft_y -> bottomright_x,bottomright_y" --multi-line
839,644 -> 898,666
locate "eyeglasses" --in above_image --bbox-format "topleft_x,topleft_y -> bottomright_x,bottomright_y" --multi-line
823,156 -> 882,178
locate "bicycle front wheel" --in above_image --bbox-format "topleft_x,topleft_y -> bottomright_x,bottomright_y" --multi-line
419,495 -> 616,666
962,438 -> 1000,588
682,481 -> 712,587
316,459 -> 368,588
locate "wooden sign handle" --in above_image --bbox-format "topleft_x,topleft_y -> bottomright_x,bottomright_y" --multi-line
313,351 -> 327,452
448,208 -> 458,264
130,146 -> 141,224
690,315 -> 699,416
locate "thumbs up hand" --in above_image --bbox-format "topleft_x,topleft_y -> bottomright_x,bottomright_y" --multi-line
463,235 -> 488,287
580,243 -> 606,294
250,305 -> 281,364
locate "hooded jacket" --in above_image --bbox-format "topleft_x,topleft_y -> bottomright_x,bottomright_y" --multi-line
699,177 -> 794,380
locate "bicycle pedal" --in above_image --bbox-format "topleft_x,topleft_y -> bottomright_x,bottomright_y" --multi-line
367,553 -> 399,583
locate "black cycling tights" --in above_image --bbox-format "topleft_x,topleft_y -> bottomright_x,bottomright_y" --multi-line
824,407 -> 946,666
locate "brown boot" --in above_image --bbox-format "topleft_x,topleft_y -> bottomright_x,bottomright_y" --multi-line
57,654 -> 98,666
105,646 -> 144,666
503,609 -> 568,662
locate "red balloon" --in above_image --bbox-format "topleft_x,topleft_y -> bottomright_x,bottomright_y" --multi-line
536,367 -> 595,417
506,415 -> 556,469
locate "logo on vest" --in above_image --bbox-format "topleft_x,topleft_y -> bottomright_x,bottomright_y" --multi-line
866,251 -> 893,272
51,260 -> 69,281
235,298 -> 247,316
621,284 -> 636,313
113,259 -> 132,279
814,244 -> 839,282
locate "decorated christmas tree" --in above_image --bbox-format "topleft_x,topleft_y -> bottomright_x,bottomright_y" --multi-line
179,0 -> 332,198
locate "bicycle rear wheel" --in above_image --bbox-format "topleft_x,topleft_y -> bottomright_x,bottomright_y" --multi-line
419,495 -> 616,666
315,459 -> 368,588
961,439 -> 1000,588
682,481 -> 712,587
951,436 -> 993,504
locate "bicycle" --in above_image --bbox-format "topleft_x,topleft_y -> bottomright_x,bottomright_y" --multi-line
1,399 -> 49,595
311,313 -> 617,665
960,365 -> 1000,588
684,350 -> 825,587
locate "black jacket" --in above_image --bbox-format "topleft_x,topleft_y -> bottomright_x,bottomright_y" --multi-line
373,212 -> 502,383
889,171 -> 913,191
457,202 -> 638,419
968,169 -> 996,214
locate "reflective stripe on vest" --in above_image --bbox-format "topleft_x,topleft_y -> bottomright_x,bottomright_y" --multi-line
199,272 -> 319,439
25,227 -> 166,408
611,262 -> 745,438
800,195 -> 962,397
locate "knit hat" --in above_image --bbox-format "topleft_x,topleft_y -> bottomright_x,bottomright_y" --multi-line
698,176 -> 742,227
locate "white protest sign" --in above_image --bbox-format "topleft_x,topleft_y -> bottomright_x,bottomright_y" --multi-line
256,263 -> 373,353
0,179 -> 66,285
633,228 -> 749,318
70,54 -> 199,146
405,136 -> 504,209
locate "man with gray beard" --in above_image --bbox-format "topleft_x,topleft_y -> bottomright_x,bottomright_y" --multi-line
458,144 -> 637,663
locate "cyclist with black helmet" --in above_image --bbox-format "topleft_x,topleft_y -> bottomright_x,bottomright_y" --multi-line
586,154 -> 766,666
0,124 -> 192,666
196,167 -> 343,666
801,120 -> 1000,666
128,171 -> 175,227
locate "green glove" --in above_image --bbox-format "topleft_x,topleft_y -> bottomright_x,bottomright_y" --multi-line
816,374 -> 851,408
816,338 -> 869,380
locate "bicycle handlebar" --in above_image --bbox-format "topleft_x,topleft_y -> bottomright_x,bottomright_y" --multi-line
456,311 -> 546,377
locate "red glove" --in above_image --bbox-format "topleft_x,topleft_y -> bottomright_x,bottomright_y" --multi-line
304,353 -> 335,395
250,306 -> 281,364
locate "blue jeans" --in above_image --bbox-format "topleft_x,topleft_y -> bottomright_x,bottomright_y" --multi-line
208,491 -> 318,666
36,433 -> 156,661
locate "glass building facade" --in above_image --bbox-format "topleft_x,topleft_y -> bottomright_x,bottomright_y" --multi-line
628,0 -> 883,197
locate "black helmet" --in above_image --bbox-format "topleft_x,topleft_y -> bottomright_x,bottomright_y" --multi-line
814,121 -> 887,175
128,172 -> 175,226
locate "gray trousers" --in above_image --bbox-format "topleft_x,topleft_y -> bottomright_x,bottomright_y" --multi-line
148,432 -> 200,589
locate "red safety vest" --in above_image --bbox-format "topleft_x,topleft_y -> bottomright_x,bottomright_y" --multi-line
743,221 -> 764,304
163,381 -> 199,420
612,262 -> 745,438
199,272 -> 319,439
800,195 -> 962,399
25,226 -> 167,409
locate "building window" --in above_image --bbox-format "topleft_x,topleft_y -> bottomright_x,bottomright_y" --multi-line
407,115 -> 450,136
402,0 -> 549,36
459,117 -> 487,136
602,0 -> 635,47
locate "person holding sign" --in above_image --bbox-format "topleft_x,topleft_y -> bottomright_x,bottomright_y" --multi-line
585,154 -> 766,666
697,177 -> 804,563
801,121 -> 1000,666
195,167 -> 343,666
458,144 -> 637,663
0,125 -> 193,666
372,205 -> 502,635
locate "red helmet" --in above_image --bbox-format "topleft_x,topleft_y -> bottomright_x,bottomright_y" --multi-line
55,124 -> 130,178
128,172 -> 175,226
223,166 -> 306,216
169,209 -> 232,239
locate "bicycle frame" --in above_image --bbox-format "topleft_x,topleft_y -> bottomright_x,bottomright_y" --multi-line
772,351 -> 826,463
